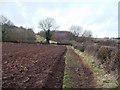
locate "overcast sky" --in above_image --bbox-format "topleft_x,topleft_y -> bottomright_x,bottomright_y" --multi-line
0,0 -> 119,38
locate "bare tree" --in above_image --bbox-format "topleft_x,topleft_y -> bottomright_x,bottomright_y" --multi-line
0,15 -> 14,26
82,30 -> 92,37
0,15 -> 14,41
81,30 -> 93,44
38,17 -> 59,44
0,15 -> 7,25
70,25 -> 83,37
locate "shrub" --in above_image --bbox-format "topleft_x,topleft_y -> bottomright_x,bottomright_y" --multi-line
97,46 -> 112,64
85,44 -> 100,56
70,41 -> 86,52
76,44 -> 85,52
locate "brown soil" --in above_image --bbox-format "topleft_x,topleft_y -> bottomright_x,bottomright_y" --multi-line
67,47 -> 97,88
2,43 -> 66,89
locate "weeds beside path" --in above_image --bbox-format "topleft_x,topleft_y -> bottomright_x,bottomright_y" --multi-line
63,46 -> 118,89
74,48 -> 118,88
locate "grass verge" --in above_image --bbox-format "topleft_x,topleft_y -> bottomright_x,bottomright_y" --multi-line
63,47 -> 74,88
74,48 -> 118,88
35,35 -> 45,43
36,35 -> 57,44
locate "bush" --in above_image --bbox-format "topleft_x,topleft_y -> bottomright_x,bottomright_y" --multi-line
75,44 -> 85,52
97,46 -> 112,63
86,45 -> 119,84
85,44 -> 100,56
95,46 -> 119,78
69,41 -> 86,52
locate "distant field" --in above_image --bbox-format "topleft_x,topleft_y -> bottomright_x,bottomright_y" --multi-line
35,35 -> 57,43
35,35 -> 46,43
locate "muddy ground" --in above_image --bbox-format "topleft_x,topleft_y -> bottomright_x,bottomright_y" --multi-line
2,43 -> 66,89
2,43 -> 108,89
66,47 -> 97,88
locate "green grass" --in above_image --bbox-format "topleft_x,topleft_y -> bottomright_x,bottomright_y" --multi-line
108,86 -> 120,90
35,35 -> 57,44
63,47 -> 74,88
113,86 -> 120,90
35,35 -> 45,43
74,48 -> 118,88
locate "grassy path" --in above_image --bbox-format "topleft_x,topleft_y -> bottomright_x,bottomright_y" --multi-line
63,46 -> 118,89
63,46 -> 96,88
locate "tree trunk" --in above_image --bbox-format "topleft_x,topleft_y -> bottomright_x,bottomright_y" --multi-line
46,30 -> 50,44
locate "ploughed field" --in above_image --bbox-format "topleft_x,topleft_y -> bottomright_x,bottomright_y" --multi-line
2,43 -> 66,88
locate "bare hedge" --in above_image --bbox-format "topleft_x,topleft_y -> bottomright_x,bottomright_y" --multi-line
83,44 -> 119,84
1,24 -> 36,43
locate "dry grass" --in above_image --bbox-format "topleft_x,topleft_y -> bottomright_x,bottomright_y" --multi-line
74,47 -> 118,88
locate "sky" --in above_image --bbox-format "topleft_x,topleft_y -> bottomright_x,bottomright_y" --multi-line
0,0 -> 119,38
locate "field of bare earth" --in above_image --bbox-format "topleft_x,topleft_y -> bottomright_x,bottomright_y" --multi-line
2,43 -> 66,88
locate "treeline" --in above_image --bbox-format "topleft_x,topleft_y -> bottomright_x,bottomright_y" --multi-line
38,30 -> 93,43
0,15 -> 36,43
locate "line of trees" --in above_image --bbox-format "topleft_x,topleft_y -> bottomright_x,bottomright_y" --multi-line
0,15 -> 36,43
38,18 -> 93,44
69,25 -> 93,44
70,25 -> 92,38
0,15 -> 93,44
